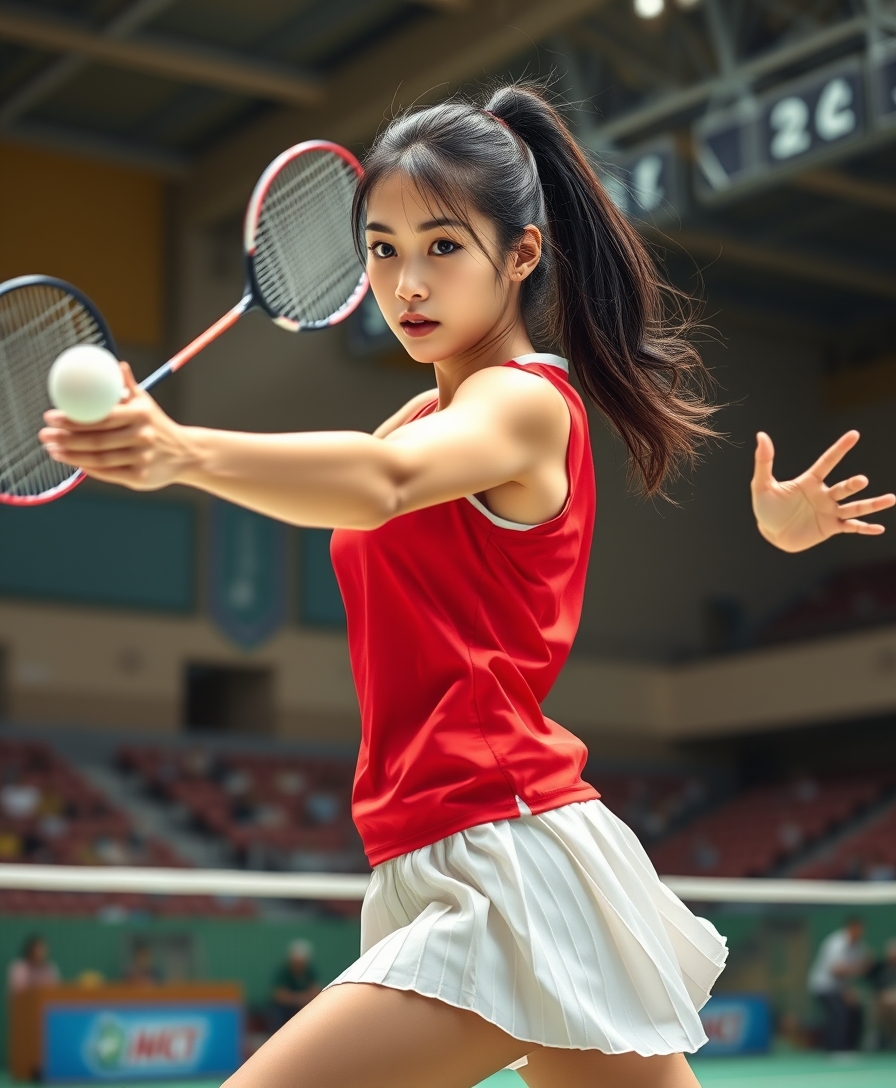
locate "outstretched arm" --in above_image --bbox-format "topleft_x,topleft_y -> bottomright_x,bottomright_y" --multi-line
751,430 -> 895,553
39,363 -> 567,531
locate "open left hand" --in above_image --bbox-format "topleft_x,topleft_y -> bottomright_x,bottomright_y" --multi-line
751,430 -> 896,553
38,362 -> 194,491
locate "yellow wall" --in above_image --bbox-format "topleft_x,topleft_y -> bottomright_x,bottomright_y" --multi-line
0,143 -> 164,346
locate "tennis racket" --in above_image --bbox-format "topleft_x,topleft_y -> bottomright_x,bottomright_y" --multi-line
0,139 -> 367,506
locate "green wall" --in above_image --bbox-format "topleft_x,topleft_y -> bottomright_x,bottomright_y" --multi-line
0,913 -> 360,1070
0,492 -> 195,611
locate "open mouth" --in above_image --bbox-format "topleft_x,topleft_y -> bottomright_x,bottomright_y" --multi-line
400,318 -> 440,337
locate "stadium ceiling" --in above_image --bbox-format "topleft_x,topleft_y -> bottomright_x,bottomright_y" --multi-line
1,0 -> 895,346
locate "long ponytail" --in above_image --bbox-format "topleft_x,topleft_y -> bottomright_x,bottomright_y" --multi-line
354,81 -> 719,496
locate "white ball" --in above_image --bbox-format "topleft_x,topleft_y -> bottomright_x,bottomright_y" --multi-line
48,344 -> 124,424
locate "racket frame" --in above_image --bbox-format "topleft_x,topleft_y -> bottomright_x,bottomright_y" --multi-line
1,141 -> 367,505
0,274 -> 117,507
141,140 -> 367,393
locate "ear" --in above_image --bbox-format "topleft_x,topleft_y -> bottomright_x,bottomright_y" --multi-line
509,225 -> 542,282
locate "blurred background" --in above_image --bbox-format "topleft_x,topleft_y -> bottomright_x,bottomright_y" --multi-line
1,0 -> 896,1083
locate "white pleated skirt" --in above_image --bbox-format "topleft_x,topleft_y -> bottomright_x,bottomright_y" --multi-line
326,799 -> 728,1060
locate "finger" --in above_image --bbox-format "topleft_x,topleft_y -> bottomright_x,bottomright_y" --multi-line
828,475 -> 869,502
841,519 -> 886,535
751,432 -> 775,489
120,361 -> 140,400
42,403 -> 146,430
40,423 -> 145,453
47,446 -> 146,471
807,430 -> 860,481
836,494 -> 896,519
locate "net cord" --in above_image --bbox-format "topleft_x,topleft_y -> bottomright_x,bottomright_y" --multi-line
1,865 -> 895,904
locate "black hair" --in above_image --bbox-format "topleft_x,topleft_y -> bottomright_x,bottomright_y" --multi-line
21,934 -> 46,958
352,81 -> 719,496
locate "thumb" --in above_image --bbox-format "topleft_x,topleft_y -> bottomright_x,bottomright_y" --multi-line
119,361 -> 140,399
752,431 -> 775,490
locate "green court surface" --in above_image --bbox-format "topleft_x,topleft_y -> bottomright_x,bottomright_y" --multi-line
689,1052 -> 896,1086
4,1054 -> 896,1087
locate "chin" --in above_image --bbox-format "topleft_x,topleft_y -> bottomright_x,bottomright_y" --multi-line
403,346 -> 440,364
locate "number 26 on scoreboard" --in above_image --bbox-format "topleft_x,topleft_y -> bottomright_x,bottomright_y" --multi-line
761,60 -> 865,165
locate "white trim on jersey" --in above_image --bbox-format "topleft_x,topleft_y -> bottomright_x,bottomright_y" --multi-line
464,353 -> 571,530
512,352 -> 569,372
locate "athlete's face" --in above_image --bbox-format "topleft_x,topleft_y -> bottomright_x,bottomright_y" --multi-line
364,172 -> 538,365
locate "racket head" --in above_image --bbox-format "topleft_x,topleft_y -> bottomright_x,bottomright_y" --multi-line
243,140 -> 368,331
0,275 -> 116,506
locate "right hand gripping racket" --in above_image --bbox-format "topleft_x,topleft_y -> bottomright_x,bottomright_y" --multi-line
0,140 -> 367,506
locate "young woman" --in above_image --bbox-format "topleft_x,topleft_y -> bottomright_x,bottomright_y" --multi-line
40,84 -> 893,1088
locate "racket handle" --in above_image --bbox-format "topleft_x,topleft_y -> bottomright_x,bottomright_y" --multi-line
139,296 -> 251,393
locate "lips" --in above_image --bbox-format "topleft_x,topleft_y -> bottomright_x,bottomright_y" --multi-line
400,315 -> 440,338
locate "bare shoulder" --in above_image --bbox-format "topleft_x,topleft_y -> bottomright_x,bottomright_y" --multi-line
454,364 -> 570,439
373,387 -> 439,439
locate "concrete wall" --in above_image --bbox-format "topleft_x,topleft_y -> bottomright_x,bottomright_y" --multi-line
0,599 -> 359,743
3,594 -> 895,755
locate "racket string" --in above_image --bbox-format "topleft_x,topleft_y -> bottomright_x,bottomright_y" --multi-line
0,284 -> 103,497
252,150 -> 364,327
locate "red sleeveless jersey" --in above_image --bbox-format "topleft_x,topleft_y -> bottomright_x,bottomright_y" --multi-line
330,354 -> 599,866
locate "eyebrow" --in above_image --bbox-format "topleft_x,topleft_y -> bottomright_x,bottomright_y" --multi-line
365,217 -> 466,234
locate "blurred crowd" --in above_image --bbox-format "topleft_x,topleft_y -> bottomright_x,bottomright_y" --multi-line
807,917 -> 896,1052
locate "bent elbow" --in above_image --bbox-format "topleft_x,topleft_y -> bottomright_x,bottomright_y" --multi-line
352,483 -> 402,531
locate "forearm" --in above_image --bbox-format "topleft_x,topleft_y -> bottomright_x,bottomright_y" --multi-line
176,427 -> 400,529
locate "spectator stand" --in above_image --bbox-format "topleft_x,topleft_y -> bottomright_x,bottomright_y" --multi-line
0,739 -> 252,918
117,745 -> 368,916
647,771 -> 896,880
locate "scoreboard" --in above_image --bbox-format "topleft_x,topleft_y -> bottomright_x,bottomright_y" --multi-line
694,44 -> 896,200
598,136 -> 681,223
591,39 -> 896,219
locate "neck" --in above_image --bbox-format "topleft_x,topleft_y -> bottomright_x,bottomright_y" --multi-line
431,314 -> 534,410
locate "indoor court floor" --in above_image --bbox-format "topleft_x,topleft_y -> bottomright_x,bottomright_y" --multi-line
4,1052 -> 896,1088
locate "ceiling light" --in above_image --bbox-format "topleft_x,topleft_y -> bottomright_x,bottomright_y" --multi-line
634,0 -> 665,17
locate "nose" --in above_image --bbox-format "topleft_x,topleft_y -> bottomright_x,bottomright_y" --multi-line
395,260 -> 428,303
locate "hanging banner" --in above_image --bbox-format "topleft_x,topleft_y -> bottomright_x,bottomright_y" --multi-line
208,500 -> 288,648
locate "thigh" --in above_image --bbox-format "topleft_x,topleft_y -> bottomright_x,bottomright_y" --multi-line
223,982 -> 530,1088
519,1048 -> 702,1088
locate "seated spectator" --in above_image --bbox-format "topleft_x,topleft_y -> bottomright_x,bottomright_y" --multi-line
7,935 -> 60,994
304,791 -> 341,826
1,781 -> 41,819
864,854 -> 896,882
270,939 -> 321,1029
0,830 -> 22,860
868,938 -> 896,1048
808,916 -> 870,1052
123,941 -> 160,985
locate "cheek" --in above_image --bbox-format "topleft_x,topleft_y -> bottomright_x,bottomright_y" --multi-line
445,259 -> 503,308
366,266 -> 397,318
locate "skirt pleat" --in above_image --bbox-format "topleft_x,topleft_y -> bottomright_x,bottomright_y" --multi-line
326,799 -> 728,1056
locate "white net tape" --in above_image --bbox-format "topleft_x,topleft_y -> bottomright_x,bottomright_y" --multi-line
2,864 -> 895,905
0,284 -> 105,498
252,149 -> 364,327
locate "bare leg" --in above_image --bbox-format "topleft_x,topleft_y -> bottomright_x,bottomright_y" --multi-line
223,982 -> 532,1088
519,1048 -> 702,1088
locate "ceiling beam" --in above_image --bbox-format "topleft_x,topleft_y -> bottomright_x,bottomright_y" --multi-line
411,0 -> 471,10
0,2 -> 323,107
180,0 -> 609,227
792,169 -> 896,216
3,119 -> 189,176
0,0 -> 181,129
668,229 -> 896,301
